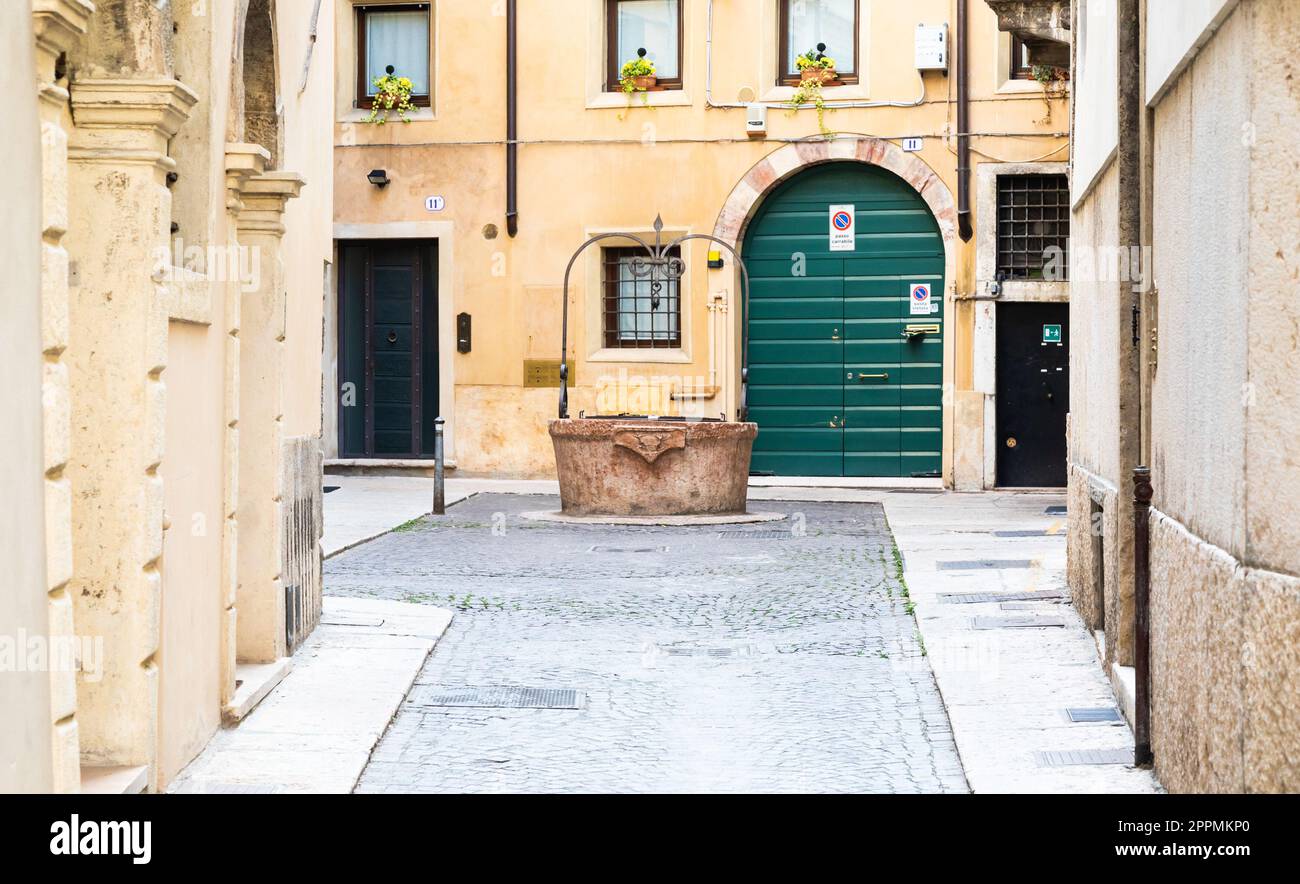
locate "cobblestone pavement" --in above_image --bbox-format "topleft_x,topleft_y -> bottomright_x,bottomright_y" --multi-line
326,494 -> 968,793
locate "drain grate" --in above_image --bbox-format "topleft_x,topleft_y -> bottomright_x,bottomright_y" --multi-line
658,643 -> 753,657
406,685 -> 585,710
937,559 -> 1035,570
588,545 -> 668,554
993,529 -> 1056,538
939,589 -> 1067,604
1036,748 -> 1133,767
971,615 -> 1067,630
716,530 -> 791,540
1044,505 -> 1067,515
1066,707 -> 1125,723
173,781 -> 283,794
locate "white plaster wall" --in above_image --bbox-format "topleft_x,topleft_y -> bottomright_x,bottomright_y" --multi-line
0,0 -> 54,793
1072,0 -> 1119,203
1146,0 -> 1241,106
1149,3 -> 1252,561
282,0 -> 335,440
1068,160 -> 1123,482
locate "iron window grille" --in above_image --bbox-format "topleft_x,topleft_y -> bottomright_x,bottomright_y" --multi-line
602,245 -> 683,348
996,174 -> 1070,280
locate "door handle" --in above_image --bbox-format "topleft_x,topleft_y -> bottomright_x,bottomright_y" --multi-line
387,331 -> 398,344
857,372 -> 889,381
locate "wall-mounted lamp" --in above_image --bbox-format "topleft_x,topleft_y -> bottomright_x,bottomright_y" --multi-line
367,169 -> 390,189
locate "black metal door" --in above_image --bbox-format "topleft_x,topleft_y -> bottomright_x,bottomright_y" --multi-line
996,302 -> 1069,487
338,241 -> 439,458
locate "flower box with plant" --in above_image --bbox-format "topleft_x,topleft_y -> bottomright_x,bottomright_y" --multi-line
619,49 -> 658,95
363,65 -> 416,125
796,44 -> 839,85
787,45 -> 838,138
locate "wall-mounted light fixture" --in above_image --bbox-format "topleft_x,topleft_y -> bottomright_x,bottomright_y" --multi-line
367,169 -> 390,189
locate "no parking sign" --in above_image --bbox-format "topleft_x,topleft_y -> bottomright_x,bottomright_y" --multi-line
910,283 -> 935,315
828,204 -> 855,251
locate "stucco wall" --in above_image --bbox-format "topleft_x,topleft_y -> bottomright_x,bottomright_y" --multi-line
331,0 -> 1070,480
0,0 -> 54,794
1065,157 -> 1134,665
1145,0 -> 1300,793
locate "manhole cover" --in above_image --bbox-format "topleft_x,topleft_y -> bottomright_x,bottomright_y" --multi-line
588,545 -> 669,554
937,559 -> 1035,570
1035,748 -> 1133,767
716,530 -> 791,540
971,615 -> 1067,629
406,685 -> 585,709
1044,505 -> 1067,515
939,589 -> 1067,604
1066,707 -> 1125,723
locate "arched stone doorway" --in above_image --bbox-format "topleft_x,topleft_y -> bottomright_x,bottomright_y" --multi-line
713,139 -> 958,479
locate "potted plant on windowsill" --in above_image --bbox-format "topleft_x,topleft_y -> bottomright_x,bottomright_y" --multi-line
363,65 -> 416,125
788,44 -> 838,138
796,43 -> 839,86
620,48 -> 658,95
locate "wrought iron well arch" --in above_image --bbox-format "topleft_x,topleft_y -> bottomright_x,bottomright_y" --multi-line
558,215 -> 752,421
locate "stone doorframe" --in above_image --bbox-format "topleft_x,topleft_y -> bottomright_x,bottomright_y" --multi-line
710,138 -> 960,483
973,161 -> 1070,488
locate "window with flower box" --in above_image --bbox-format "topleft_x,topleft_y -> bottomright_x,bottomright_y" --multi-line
606,0 -> 684,92
356,3 -> 432,108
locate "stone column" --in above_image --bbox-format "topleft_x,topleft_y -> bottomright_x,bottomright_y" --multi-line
233,171 -> 306,664
32,0 -> 93,795
64,77 -> 197,778
218,143 -> 268,704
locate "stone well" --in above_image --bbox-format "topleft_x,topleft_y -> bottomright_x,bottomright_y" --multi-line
549,418 -> 758,516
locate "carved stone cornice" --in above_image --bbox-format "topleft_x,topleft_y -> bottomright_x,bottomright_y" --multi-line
984,0 -> 1071,67
225,142 -> 271,213
68,78 -> 199,168
32,0 -> 95,60
234,172 -> 308,237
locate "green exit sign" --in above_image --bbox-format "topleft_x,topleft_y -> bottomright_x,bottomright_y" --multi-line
1043,324 -> 1063,344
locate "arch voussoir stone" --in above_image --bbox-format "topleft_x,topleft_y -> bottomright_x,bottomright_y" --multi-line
713,137 -> 958,253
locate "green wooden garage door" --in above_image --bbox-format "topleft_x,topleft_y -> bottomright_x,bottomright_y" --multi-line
744,163 -> 945,477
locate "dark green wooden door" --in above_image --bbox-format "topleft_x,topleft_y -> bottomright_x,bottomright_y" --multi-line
338,241 -> 440,458
745,163 -> 945,477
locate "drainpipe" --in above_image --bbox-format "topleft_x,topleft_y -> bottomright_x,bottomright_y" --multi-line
955,0 -> 972,241
1133,467 -> 1152,765
506,0 -> 518,237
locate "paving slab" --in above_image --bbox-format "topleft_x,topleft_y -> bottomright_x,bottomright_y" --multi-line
168,596 -> 452,794
882,490 -> 1160,794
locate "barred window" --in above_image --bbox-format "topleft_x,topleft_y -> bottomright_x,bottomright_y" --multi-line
996,174 -> 1070,280
602,246 -> 682,348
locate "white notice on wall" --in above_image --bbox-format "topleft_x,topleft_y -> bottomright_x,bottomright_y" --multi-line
910,283 -> 933,316
829,205 -> 856,251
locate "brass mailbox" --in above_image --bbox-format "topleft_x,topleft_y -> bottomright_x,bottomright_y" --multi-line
902,323 -> 941,339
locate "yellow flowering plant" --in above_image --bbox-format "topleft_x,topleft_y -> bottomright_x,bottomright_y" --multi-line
364,71 -> 416,125
619,56 -> 657,96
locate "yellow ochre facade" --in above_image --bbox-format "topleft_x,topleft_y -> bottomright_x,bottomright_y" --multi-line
329,0 -> 1071,485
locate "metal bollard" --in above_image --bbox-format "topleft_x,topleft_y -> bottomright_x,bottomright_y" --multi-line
433,416 -> 445,515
